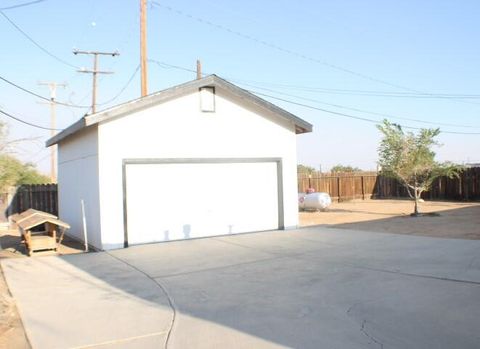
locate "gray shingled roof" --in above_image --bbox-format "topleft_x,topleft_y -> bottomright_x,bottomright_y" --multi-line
46,74 -> 312,147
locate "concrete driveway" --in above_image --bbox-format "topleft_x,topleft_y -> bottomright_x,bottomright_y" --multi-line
2,227 -> 480,349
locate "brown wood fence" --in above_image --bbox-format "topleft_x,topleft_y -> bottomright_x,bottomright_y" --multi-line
7,184 -> 58,216
298,167 -> 480,202
2,169 -> 479,220
298,172 -> 377,201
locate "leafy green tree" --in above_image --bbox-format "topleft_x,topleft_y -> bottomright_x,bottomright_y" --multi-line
0,155 -> 49,190
377,120 -> 462,216
330,164 -> 361,173
297,164 -> 316,175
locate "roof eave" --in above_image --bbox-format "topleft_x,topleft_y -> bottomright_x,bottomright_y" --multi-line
46,74 -> 312,146
211,76 -> 312,133
46,118 -> 87,147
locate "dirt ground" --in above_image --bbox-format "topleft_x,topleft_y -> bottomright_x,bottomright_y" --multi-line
300,199 -> 480,239
0,268 -> 29,349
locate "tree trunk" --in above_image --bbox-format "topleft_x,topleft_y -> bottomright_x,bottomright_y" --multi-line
412,186 -> 424,216
412,175 -> 420,216
413,197 -> 419,216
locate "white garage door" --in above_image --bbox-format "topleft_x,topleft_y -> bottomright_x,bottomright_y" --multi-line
124,160 -> 281,245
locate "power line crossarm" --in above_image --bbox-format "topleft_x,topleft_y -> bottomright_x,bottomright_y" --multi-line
0,76 -> 91,108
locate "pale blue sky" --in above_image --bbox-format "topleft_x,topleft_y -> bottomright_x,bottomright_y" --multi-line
1,0 -> 480,174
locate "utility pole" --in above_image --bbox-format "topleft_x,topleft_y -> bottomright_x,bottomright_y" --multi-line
38,81 -> 66,183
73,50 -> 119,113
140,0 -> 148,96
196,59 -> 202,80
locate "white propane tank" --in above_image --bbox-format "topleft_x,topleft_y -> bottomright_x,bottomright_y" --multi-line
303,192 -> 332,211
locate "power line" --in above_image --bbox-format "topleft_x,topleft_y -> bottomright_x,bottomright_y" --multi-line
254,93 -> 384,124
150,2 -> 402,90
152,3 -> 480,106
0,0 -> 46,10
35,151 -> 53,164
0,10 -> 79,69
271,88 -> 480,100
0,76 -> 90,108
236,82 -> 480,129
249,91 -> 480,135
0,109 -> 63,131
62,64 -> 141,118
150,2 -> 473,99
73,49 -> 120,113
97,64 -> 140,106
76,64 -> 141,117
149,59 -> 198,75
230,79 -> 480,99
149,59 -> 480,131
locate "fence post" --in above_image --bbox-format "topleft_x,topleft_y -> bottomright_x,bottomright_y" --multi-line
465,171 -> 470,201
6,186 -> 16,224
337,177 -> 341,202
361,176 -> 365,200
350,176 -> 354,200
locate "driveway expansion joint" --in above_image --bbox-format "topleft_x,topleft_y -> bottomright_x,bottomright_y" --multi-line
70,330 -> 169,349
360,319 -> 384,349
104,252 -> 177,349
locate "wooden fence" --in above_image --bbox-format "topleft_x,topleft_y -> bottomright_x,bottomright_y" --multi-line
6,184 -> 58,217
1,168 -> 478,220
298,172 -> 377,201
298,167 -> 480,202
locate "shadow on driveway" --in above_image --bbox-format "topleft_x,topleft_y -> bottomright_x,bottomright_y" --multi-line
330,205 -> 480,240
2,227 -> 480,348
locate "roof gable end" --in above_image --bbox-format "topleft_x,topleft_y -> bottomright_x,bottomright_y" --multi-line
46,75 -> 312,147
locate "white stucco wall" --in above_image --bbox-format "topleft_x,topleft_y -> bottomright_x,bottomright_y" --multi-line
97,89 -> 299,249
57,127 -> 101,249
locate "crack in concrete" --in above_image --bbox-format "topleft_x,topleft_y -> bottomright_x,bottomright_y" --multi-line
346,301 -> 362,316
345,263 -> 480,285
361,319 -> 384,349
294,250 -> 480,286
466,248 -> 480,270
104,252 -> 177,349
152,254 -> 295,279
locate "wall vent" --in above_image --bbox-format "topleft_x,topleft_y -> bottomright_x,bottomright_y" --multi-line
199,86 -> 215,112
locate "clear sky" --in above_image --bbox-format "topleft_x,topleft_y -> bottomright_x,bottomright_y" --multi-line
1,0 -> 479,175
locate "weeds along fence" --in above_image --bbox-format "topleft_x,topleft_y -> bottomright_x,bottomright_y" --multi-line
5,184 -> 58,217
298,167 -> 480,202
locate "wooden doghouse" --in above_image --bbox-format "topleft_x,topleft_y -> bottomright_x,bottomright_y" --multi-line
12,209 -> 70,256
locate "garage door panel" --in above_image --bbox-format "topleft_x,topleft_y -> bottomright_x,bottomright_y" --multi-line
125,161 -> 279,245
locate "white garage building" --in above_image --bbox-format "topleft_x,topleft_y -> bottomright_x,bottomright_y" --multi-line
47,75 -> 312,250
